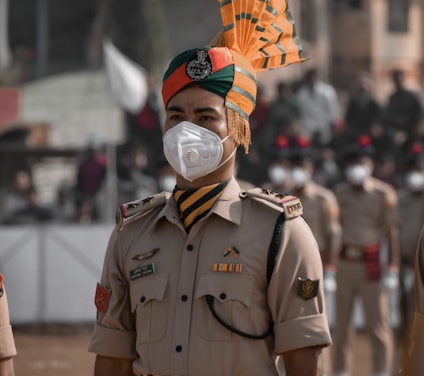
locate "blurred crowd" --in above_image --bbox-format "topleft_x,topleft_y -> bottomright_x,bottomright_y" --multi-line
237,67 -> 423,190
0,66 -> 423,226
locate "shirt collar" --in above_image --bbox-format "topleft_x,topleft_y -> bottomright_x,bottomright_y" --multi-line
152,176 -> 243,231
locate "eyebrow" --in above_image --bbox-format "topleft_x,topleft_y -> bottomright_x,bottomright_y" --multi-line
166,105 -> 219,114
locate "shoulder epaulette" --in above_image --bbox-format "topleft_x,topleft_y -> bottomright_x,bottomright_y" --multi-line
116,192 -> 170,230
240,188 -> 303,219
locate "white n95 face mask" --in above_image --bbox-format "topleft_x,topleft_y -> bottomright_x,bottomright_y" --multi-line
268,165 -> 289,186
405,171 -> 424,191
291,167 -> 310,188
158,174 -> 177,192
345,164 -> 370,186
163,121 -> 233,182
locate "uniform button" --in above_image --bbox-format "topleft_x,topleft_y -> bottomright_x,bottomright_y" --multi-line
176,345 -> 182,352
186,244 -> 194,251
140,296 -> 146,303
181,294 -> 188,302
219,293 -> 227,300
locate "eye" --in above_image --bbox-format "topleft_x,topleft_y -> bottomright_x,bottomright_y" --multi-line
199,115 -> 213,122
168,114 -> 183,121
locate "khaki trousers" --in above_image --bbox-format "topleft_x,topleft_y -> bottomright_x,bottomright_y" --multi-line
333,261 -> 393,374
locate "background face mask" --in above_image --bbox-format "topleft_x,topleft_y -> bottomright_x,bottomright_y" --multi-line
345,164 -> 369,185
291,167 -> 310,188
405,171 -> 424,191
158,174 -> 177,192
268,165 -> 289,186
163,121 -> 228,182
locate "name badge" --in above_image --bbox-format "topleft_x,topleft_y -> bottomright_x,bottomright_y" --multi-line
130,263 -> 156,280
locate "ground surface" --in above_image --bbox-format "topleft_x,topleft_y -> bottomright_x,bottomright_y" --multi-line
12,324 -> 401,376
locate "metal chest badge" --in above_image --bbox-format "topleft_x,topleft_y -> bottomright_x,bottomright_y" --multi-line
297,278 -> 319,300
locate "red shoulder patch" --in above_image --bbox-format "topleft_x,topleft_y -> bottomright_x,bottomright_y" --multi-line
0,274 -> 4,297
94,283 -> 111,313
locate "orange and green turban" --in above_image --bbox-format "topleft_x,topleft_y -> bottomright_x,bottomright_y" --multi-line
162,0 -> 306,152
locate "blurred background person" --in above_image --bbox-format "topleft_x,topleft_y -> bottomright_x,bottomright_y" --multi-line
262,135 -> 293,193
0,169 -> 52,225
265,80 -> 298,147
345,71 -> 382,138
384,68 -> 423,159
287,135 -> 342,375
332,135 -> 400,376
400,225 -> 424,375
296,67 -> 341,151
235,85 -> 270,186
368,123 -> 399,188
75,141 -> 107,223
397,142 -> 424,340
125,72 -> 164,179
116,140 -> 158,204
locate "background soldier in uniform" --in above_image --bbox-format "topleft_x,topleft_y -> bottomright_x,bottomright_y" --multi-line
400,225 -> 424,375
397,142 -> 424,338
0,274 -> 17,376
332,135 -> 399,376
286,135 -> 342,375
88,0 -> 332,375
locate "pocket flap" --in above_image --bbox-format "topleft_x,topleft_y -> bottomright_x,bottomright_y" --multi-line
195,272 -> 255,307
130,274 -> 168,311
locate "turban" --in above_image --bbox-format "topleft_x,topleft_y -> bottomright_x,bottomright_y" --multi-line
162,0 -> 306,152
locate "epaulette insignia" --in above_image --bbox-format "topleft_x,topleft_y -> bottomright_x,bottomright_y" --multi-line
240,188 -> 303,219
116,192 -> 170,230
280,196 -> 303,219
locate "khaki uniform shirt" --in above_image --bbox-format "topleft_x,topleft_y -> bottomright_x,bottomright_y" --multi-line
408,227 -> 424,374
295,181 -> 341,253
334,177 -> 398,245
89,177 -> 332,376
397,189 -> 424,265
0,282 -> 17,361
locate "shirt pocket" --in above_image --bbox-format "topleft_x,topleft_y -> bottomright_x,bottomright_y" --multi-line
130,274 -> 168,344
195,272 -> 255,341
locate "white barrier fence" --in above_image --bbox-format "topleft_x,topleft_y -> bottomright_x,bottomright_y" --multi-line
0,225 -> 399,328
0,224 -> 113,324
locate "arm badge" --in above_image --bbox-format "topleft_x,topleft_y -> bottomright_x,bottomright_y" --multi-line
94,283 -> 111,313
297,278 -> 319,300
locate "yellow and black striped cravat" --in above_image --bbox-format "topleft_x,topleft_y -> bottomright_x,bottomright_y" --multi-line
173,181 -> 228,232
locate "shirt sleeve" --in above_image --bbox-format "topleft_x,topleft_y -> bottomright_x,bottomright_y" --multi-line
383,185 -> 398,228
0,288 -> 17,359
88,227 -> 138,359
414,228 -> 424,316
268,216 -> 332,354
321,192 -> 342,239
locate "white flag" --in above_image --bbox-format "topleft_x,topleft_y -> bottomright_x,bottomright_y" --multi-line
0,0 -> 11,73
103,38 -> 148,114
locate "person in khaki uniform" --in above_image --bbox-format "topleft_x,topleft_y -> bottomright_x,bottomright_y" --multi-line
287,136 -> 341,375
397,142 -> 424,334
0,274 -> 17,376
332,135 -> 399,376
402,226 -> 424,375
88,1 -> 332,375
287,136 -> 341,277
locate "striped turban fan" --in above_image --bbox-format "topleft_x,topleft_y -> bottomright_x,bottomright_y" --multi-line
162,0 -> 305,152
